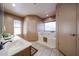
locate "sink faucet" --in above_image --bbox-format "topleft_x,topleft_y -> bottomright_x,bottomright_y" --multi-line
0,41 -> 12,50
1,41 -> 12,45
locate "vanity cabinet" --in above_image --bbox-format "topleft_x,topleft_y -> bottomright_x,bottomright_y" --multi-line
14,46 -> 31,56
56,4 -> 79,56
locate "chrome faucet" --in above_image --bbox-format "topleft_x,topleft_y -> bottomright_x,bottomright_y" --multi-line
0,41 -> 12,50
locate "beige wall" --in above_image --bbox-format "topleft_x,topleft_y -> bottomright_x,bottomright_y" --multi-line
4,14 -> 14,34
0,4 -> 3,34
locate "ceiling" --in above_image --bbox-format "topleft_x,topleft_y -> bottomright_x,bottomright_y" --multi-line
3,3 -> 57,18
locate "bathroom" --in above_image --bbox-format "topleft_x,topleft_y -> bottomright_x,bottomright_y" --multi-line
0,3 -> 61,56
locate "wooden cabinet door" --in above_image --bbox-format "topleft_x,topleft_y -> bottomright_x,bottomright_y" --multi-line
77,4 -> 79,56
57,4 -> 76,55
14,46 -> 31,56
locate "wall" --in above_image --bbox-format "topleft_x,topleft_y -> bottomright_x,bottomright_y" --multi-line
4,13 -> 14,34
0,4 -> 3,34
37,21 -> 45,33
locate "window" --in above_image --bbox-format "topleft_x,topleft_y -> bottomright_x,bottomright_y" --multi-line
14,20 -> 21,35
45,22 -> 56,31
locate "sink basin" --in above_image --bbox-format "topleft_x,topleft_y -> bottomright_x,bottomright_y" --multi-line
4,39 -> 27,55
7,41 -> 23,50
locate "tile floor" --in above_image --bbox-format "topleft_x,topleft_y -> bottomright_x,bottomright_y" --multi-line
31,41 -> 64,56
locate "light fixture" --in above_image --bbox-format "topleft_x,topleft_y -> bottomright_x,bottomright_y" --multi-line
33,3 -> 37,5
12,3 -> 16,7
46,15 -> 48,17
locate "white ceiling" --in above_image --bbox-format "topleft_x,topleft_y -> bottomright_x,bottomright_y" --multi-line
3,3 -> 57,18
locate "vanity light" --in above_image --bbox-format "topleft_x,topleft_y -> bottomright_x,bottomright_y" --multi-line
12,4 -> 16,7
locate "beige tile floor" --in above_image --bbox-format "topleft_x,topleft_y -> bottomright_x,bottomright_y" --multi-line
31,41 -> 64,56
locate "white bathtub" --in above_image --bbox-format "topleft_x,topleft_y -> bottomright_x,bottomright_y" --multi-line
38,32 -> 56,48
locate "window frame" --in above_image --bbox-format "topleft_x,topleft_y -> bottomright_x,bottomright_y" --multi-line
44,21 -> 56,32
14,19 -> 22,35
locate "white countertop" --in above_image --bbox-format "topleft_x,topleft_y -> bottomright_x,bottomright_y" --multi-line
0,36 -> 32,56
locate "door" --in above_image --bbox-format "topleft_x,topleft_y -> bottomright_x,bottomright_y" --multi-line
77,4 -> 79,56
57,4 -> 76,55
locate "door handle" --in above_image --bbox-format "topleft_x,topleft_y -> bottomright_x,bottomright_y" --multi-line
71,34 -> 76,36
